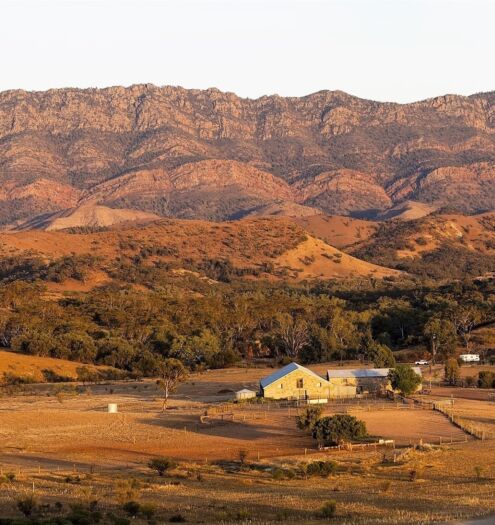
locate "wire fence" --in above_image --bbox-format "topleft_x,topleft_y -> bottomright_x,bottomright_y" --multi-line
432,400 -> 495,440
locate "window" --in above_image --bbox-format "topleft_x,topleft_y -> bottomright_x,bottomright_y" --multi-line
317,382 -> 322,387
296,378 -> 304,388
279,383 -> 283,389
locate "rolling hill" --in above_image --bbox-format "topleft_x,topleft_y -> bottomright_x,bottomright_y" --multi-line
348,212 -> 495,278
0,217 -> 399,289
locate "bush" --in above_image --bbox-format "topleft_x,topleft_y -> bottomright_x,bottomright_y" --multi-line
169,514 -> 187,523
271,468 -> 296,480
76,367 -> 100,384
66,504 -> 103,524
16,495 -> 37,517
42,368 -> 72,383
148,457 -> 176,476
464,375 -> 476,387
319,500 -> 336,519
296,406 -> 323,432
2,372 -> 36,386
478,371 -> 495,388
271,468 -> 286,480
306,460 -> 338,478
123,501 -> 141,517
140,503 -> 156,519
312,415 -> 367,446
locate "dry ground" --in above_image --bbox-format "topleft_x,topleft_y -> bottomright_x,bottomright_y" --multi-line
0,365 -> 494,523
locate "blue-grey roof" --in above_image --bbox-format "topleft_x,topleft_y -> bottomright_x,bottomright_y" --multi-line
327,367 -> 422,379
260,362 -> 326,388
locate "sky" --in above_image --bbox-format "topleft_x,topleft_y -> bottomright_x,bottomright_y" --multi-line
1,0 -> 494,103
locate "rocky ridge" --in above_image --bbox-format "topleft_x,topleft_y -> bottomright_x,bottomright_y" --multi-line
1,85 -> 494,225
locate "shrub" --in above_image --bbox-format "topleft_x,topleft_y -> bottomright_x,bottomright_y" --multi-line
312,415 -> 367,446
140,503 -> 156,519
42,368 -> 72,383
478,371 -> 495,388
464,375 -> 476,387
169,514 -> 187,523
123,501 -> 141,517
296,406 -> 323,432
319,500 -> 336,519
234,509 -> 251,520
270,467 -> 296,480
306,460 -> 338,478
271,468 -> 286,480
16,495 -> 37,517
106,514 -> 130,525
148,457 -> 176,476
2,372 -> 36,386
66,504 -> 102,524
76,367 -> 100,384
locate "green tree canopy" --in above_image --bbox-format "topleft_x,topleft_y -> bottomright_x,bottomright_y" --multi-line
388,365 -> 422,396
312,415 -> 367,446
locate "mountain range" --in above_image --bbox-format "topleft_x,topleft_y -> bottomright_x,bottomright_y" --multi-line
1,84 -> 495,228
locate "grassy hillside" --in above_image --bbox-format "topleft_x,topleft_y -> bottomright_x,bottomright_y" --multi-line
349,212 -> 495,279
0,217 -> 398,290
0,350 -> 110,383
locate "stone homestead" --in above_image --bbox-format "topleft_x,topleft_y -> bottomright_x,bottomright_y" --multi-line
260,363 -> 331,400
260,363 -> 422,400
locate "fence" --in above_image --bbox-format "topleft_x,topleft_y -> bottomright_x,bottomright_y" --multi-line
206,397 -> 431,417
433,400 -> 495,440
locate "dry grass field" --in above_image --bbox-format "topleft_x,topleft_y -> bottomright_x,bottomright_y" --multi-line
0,365 -> 494,523
0,350 -> 108,382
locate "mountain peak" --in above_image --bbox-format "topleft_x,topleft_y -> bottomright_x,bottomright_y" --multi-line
0,85 -> 494,227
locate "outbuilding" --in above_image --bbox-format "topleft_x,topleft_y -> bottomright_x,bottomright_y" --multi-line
326,367 -> 422,395
235,388 -> 257,401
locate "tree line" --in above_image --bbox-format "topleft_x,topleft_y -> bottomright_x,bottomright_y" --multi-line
1,274 -> 494,377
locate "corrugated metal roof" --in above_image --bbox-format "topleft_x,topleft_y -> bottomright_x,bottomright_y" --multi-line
236,388 -> 256,394
327,367 -> 422,379
260,362 -> 327,388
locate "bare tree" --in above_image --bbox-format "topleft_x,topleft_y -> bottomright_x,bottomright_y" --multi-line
449,306 -> 480,351
156,358 -> 188,411
275,314 -> 309,359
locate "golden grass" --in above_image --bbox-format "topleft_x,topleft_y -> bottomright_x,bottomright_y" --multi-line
0,350 -> 107,382
0,366 -> 493,523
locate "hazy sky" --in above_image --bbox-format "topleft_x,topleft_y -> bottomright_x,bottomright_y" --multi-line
2,0 -> 494,102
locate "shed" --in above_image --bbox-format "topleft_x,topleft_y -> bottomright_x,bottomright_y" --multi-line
326,367 -> 422,394
235,388 -> 257,401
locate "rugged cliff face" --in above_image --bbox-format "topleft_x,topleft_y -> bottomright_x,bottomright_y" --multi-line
0,85 -> 494,225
